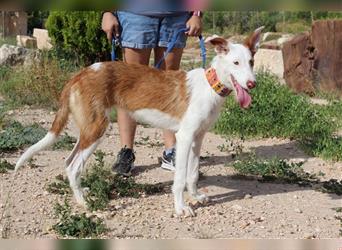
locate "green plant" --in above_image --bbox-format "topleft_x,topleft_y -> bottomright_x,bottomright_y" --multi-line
0,121 -> 47,152
0,120 -> 76,152
47,174 -> 71,195
46,11 -> 110,65
52,199 -> 106,238
0,160 -> 15,174
232,154 -> 310,184
214,71 -> 342,161
0,55 -> 76,109
82,150 -> 165,211
53,133 -> 77,150
231,154 -> 342,195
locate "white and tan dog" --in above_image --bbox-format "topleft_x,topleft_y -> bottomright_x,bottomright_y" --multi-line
15,27 -> 263,216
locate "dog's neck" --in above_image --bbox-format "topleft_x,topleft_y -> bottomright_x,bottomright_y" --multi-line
205,66 -> 232,98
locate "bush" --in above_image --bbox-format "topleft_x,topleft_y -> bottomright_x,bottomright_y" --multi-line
46,11 -> 110,65
214,71 -> 342,161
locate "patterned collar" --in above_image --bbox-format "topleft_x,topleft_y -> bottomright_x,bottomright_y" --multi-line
205,68 -> 232,97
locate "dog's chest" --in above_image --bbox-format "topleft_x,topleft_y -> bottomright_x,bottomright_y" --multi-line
130,109 -> 180,131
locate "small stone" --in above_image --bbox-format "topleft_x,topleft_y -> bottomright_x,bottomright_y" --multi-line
244,194 -> 252,199
231,204 -> 243,211
294,208 -> 303,214
293,195 -> 299,199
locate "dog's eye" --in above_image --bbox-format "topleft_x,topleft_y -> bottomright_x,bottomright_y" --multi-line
234,61 -> 239,65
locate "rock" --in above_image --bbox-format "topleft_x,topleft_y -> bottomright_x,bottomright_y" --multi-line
244,194 -> 253,199
254,49 -> 284,80
33,29 -> 53,50
0,44 -> 40,67
283,20 -> 342,95
17,35 -> 37,49
294,208 -> 303,214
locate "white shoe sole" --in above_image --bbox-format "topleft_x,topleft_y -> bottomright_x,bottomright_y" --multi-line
161,162 -> 175,171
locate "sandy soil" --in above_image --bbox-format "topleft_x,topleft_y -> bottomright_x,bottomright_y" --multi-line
0,107 -> 341,239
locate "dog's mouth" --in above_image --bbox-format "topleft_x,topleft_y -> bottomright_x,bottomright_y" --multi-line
231,75 -> 252,109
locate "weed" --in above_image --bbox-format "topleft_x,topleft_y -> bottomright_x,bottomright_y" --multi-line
82,150 -> 165,211
52,199 -> 106,238
0,120 -> 76,152
0,160 -> 15,174
0,53 -> 78,109
0,121 -> 46,152
135,136 -> 163,148
214,71 -> 342,161
46,174 -> 71,195
319,179 -> 342,196
53,133 -> 77,151
232,154 -> 310,184
333,207 -> 342,236
231,154 -> 342,195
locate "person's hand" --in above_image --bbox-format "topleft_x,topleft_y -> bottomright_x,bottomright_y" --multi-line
185,15 -> 202,37
101,12 -> 120,41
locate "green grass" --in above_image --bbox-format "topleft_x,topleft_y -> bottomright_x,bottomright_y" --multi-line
231,154 -> 342,195
214,71 -> 342,161
0,160 -> 15,174
82,151 -> 165,211
0,52 -> 78,109
0,120 -> 76,152
0,37 -> 17,47
52,199 -> 106,238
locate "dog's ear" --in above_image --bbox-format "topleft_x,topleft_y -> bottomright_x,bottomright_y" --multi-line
205,35 -> 229,55
244,26 -> 264,56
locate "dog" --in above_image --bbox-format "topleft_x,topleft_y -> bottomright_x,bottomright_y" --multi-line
15,27 -> 263,216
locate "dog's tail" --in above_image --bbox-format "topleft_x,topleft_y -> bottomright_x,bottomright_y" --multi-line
15,85 -> 72,171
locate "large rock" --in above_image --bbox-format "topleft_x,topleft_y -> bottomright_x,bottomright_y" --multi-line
254,49 -> 284,80
33,28 -> 53,50
282,20 -> 342,95
17,35 -> 37,49
0,44 -> 40,66
282,32 -> 316,94
311,20 -> 342,92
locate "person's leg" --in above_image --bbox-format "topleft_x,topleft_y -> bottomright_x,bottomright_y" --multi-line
113,11 -> 158,175
154,47 -> 184,150
117,48 -> 152,149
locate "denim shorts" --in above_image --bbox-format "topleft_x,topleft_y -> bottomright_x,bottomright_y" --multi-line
117,11 -> 190,49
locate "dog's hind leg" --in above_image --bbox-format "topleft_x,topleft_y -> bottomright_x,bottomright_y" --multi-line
65,138 -> 80,167
66,115 -> 109,206
186,131 -> 209,203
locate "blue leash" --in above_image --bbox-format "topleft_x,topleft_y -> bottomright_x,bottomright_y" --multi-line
111,28 -> 206,69
111,36 -> 121,61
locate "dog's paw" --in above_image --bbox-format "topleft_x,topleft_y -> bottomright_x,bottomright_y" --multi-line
193,193 -> 210,204
175,205 -> 195,217
74,189 -> 87,207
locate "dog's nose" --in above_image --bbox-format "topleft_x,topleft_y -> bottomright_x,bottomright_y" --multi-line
247,80 -> 256,89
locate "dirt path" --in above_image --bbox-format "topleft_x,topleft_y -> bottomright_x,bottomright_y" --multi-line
0,108 -> 341,239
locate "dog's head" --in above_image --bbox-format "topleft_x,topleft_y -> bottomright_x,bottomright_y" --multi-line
205,27 -> 264,109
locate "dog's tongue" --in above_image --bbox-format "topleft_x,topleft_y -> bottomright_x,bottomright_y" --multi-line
235,83 -> 252,109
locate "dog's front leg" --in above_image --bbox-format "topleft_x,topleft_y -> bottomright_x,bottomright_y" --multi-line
186,131 -> 209,204
173,129 -> 195,217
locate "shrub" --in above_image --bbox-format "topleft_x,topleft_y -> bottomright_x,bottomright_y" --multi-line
52,199 -> 106,238
214,71 -> 342,160
0,121 -> 76,152
46,11 -> 110,65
